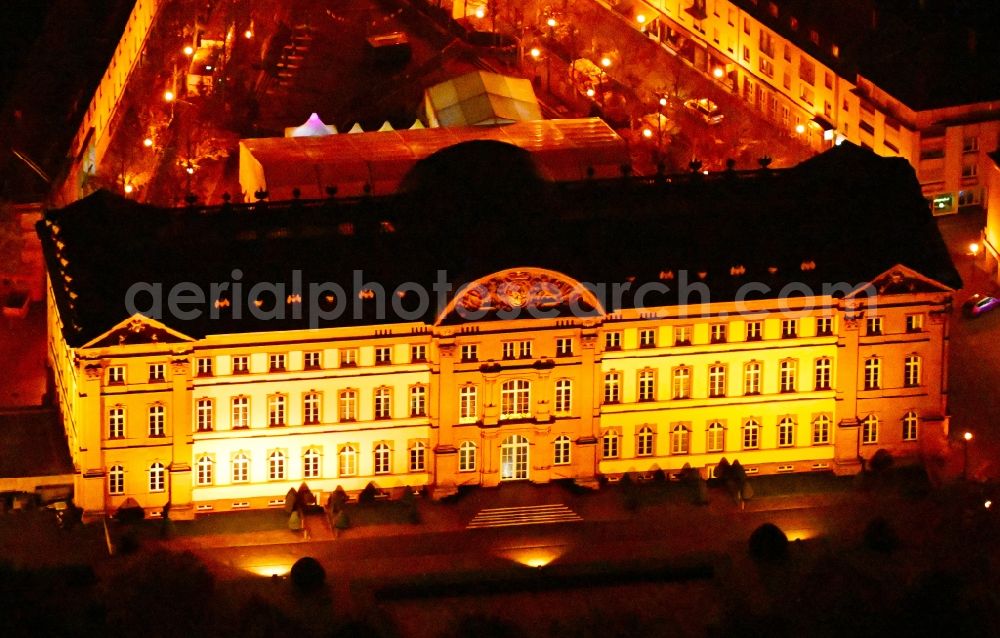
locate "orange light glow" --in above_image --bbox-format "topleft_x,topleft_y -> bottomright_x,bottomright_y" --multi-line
642,128 -> 653,138
795,123 -> 806,134
498,545 -> 565,568
123,183 -> 134,194
474,6 -> 485,18
164,90 -> 175,102
636,14 -> 646,24
600,56 -> 612,68
244,29 -> 253,39
969,242 -> 980,255
183,45 -> 194,56
530,47 -> 540,59
143,137 -> 153,148
547,18 -> 557,27
713,67 -> 725,79
964,431 -> 973,441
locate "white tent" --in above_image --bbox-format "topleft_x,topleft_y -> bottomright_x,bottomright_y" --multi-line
284,113 -> 337,137
239,118 -> 629,201
423,70 -> 541,128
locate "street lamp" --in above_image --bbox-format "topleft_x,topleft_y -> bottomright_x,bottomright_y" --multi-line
183,45 -> 194,57
968,242 -> 980,288
963,431 -> 973,481
143,137 -> 153,148
599,56 -> 612,106
712,66 -> 725,79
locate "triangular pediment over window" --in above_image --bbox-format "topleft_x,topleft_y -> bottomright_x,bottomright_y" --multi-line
81,314 -> 195,349
847,264 -> 954,298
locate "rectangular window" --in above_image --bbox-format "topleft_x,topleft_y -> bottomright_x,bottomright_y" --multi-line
962,162 -> 978,178
903,413 -> 918,441
503,341 -> 533,359
339,390 -> 357,421
556,338 -> 574,356
672,367 -> 691,399
604,332 -> 622,351
232,396 -> 249,429
304,351 -> 322,369
232,355 -> 249,374
727,7 -> 735,25
459,385 -> 478,423
461,344 -> 478,362
148,405 -> 165,436
862,417 -> 878,444
814,358 -> 832,390
744,362 -> 761,395
758,29 -> 774,58
519,341 -> 533,359
375,346 -> 392,365
196,399 -> 213,432
824,71 -> 833,90
500,380 -> 531,419
866,317 -> 883,336
859,119 -> 875,135
555,379 -> 573,414
799,58 -> 815,84
906,314 -> 924,333
759,57 -> 774,78
743,422 -> 759,449
800,84 -> 814,106
813,416 -> 831,445
148,363 -> 165,382
639,329 -> 656,348
269,353 -> 286,372
904,355 -> 922,387
674,326 -> 692,346
340,348 -> 358,367
783,43 -> 792,62
109,407 -> 125,438
746,321 -> 763,341
710,324 -> 727,344
816,317 -> 833,336
743,45 -> 751,62
743,17 -> 750,35
604,372 -> 621,404
409,385 -> 427,417
374,387 -> 392,419
554,437 -> 571,465
108,366 -> 126,385
709,365 -> 726,397
602,432 -> 620,459
196,357 -> 213,377
963,136 -> 979,153
268,394 -> 286,426
778,419 -> 795,447
779,360 -> 797,392
781,319 -> 798,339
638,370 -> 656,402
864,358 -> 882,390
410,345 -> 427,362
303,392 -> 321,424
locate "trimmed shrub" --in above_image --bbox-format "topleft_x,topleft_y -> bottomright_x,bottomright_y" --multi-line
328,486 -> 348,513
334,511 -> 350,531
693,477 -> 710,505
400,486 -> 416,506
289,557 -> 326,594
713,457 -> 731,483
741,481 -> 754,502
358,482 -> 379,504
284,487 -> 298,514
749,523 -> 788,561
870,449 -> 894,474
864,516 -> 900,553
297,483 -> 316,507
288,510 -> 302,531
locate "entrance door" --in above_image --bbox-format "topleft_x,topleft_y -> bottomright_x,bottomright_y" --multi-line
500,435 -> 529,480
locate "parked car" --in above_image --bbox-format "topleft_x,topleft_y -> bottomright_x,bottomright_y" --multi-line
684,97 -> 724,124
962,293 -> 1000,318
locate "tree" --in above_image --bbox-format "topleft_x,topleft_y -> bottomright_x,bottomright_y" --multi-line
288,510 -> 302,531
870,449 -> 894,474
334,511 -> 350,535
327,486 -> 348,513
748,523 -> 788,562
289,557 -> 326,594
358,482 -> 379,505
284,487 -> 298,514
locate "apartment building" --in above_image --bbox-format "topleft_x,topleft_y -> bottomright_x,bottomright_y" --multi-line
38,142 -> 960,520
632,0 -> 1000,214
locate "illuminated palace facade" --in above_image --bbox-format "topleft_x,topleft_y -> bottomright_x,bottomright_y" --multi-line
40,144 -> 960,519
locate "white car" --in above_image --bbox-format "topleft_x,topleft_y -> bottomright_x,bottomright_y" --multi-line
684,98 -> 724,124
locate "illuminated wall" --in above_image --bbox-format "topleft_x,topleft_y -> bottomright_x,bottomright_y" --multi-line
47,266 -> 952,520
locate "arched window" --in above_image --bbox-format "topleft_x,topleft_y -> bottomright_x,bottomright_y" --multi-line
862,415 -> 879,444
553,435 -> 571,465
409,441 -> 426,472
902,411 -> 918,441
196,456 -> 213,486
374,443 -> 391,474
108,406 -> 126,439
743,419 -> 760,449
268,451 -> 286,480
500,435 -> 529,480
339,445 -> 357,477
778,417 -> 796,447
707,421 -> 725,453
864,357 -> 882,390
374,387 -> 392,419
149,462 -> 165,492
232,453 -> 249,482
459,385 -> 478,423
108,465 -> 124,495
459,441 -> 477,472
637,425 -> 655,456
812,415 -> 831,445
904,355 -> 922,387
671,425 -> 690,455
500,379 -> 531,419
303,449 -> 321,479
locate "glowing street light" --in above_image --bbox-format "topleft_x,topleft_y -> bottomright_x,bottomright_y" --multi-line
642,127 -> 653,139
474,6 -> 485,19
530,47 -> 540,59
143,137 -> 153,148
969,242 -> 980,256
713,66 -> 725,79
795,123 -> 806,134
963,431 -> 973,481
164,90 -> 175,102
659,96 -> 668,107
600,56 -> 612,68
124,183 -> 134,195
183,45 -> 194,56
636,14 -> 646,25
547,17 -> 557,28
244,29 -> 253,39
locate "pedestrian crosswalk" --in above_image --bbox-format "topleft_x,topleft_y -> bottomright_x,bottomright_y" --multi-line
466,504 -> 582,529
